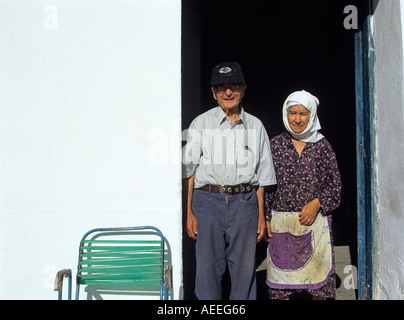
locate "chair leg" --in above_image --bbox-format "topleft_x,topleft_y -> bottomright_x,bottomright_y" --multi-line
75,284 -> 80,300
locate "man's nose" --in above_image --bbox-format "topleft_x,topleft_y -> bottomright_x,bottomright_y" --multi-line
224,88 -> 233,95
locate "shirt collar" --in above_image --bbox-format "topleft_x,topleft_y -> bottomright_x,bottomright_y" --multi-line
216,106 -> 247,129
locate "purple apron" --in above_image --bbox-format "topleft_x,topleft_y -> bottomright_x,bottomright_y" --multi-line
266,211 -> 334,290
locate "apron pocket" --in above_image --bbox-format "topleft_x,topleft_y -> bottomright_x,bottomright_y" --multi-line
268,231 -> 313,270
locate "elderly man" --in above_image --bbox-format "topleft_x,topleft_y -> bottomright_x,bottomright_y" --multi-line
183,61 -> 276,300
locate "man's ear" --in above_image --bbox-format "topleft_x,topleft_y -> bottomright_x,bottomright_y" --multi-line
240,83 -> 247,98
240,89 -> 245,99
211,86 -> 218,101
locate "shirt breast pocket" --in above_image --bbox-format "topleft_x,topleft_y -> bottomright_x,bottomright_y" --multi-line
237,146 -> 256,175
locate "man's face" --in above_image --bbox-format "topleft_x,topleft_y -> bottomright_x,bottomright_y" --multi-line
211,82 -> 246,112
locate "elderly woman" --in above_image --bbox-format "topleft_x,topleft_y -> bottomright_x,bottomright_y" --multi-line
264,90 -> 342,300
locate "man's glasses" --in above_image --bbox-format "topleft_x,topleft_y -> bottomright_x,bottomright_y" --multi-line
214,83 -> 243,93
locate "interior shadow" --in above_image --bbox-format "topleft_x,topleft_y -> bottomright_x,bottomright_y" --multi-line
182,0 -> 359,300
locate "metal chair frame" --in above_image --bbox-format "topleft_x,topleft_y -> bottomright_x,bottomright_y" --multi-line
54,226 -> 171,300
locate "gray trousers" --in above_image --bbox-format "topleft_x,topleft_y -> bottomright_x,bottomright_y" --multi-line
192,188 -> 259,300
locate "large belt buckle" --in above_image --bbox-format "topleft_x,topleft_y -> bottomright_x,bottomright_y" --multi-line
220,185 -> 226,195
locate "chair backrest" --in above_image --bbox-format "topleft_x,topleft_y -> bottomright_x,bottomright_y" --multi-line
76,226 -> 166,299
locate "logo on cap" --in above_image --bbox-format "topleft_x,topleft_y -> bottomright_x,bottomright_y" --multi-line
219,67 -> 232,74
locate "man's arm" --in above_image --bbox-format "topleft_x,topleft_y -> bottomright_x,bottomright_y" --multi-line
256,186 -> 266,242
185,175 -> 198,240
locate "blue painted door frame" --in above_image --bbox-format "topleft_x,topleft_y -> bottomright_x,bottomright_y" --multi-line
354,0 -> 377,300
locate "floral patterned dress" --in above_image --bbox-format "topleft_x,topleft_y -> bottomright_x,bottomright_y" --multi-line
264,132 -> 342,299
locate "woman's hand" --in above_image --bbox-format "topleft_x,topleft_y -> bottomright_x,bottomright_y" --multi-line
299,198 -> 321,226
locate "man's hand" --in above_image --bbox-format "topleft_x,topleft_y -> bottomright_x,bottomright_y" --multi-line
257,214 -> 266,242
265,221 -> 272,242
187,211 -> 198,240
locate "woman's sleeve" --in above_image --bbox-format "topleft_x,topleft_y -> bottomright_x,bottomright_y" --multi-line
317,141 -> 342,215
264,185 -> 277,221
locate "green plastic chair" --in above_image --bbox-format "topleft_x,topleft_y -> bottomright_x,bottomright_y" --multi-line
54,226 -> 172,300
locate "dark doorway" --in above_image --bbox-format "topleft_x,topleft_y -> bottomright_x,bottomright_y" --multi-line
182,0 -> 358,300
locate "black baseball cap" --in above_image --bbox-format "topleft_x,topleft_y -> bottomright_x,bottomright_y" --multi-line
211,61 -> 245,85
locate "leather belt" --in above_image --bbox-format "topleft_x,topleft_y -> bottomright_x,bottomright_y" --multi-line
196,184 -> 257,195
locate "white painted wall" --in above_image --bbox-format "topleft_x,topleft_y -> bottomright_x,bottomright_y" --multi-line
373,0 -> 404,299
0,0 -> 182,299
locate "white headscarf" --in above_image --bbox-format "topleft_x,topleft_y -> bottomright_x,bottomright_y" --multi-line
282,90 -> 324,143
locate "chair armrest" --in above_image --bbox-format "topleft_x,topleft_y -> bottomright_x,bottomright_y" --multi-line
164,265 -> 173,289
54,269 -> 72,291
54,269 -> 72,300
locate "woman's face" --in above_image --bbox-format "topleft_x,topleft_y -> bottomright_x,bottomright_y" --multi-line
287,104 -> 310,133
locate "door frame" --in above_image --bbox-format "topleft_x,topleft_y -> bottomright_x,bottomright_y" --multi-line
354,0 -> 378,300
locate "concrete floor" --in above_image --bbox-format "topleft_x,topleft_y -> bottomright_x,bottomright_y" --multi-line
335,245 -> 357,300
